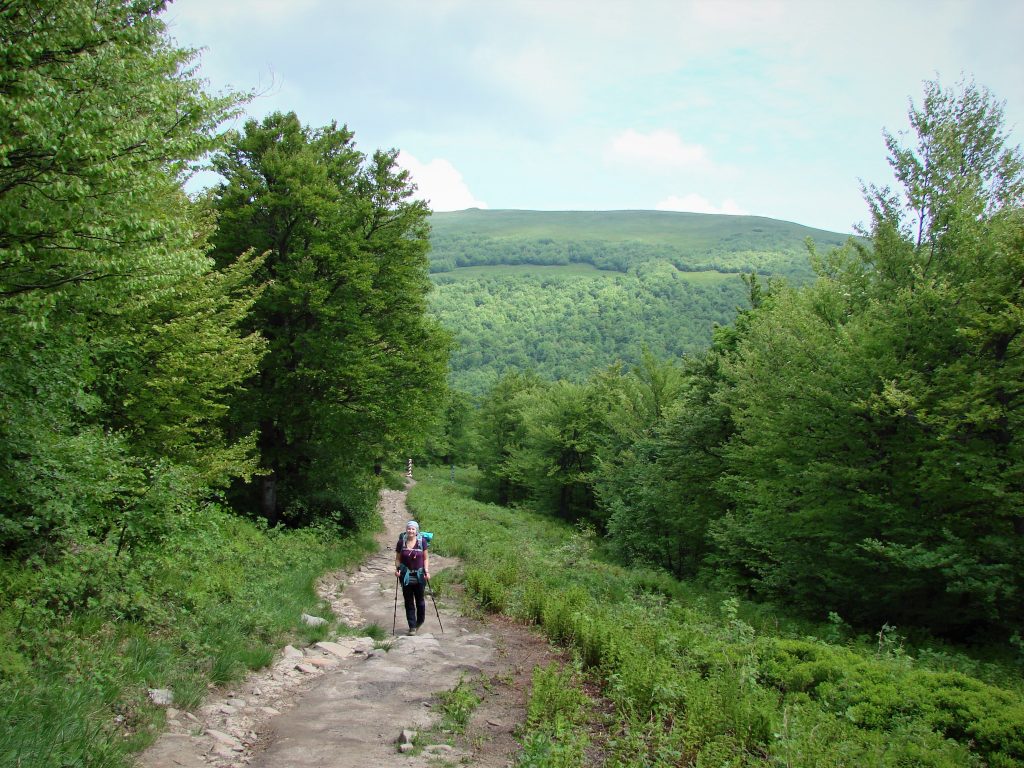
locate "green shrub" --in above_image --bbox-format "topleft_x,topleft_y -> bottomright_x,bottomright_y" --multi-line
436,676 -> 481,733
517,664 -> 590,768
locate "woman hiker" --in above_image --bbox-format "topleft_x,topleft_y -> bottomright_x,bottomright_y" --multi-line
395,520 -> 430,635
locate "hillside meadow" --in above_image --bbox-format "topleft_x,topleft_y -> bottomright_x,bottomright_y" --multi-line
410,467 -> 1024,768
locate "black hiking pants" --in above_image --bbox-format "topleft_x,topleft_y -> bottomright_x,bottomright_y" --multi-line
402,581 -> 426,630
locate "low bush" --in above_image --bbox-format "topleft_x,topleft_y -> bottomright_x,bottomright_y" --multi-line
517,663 -> 591,768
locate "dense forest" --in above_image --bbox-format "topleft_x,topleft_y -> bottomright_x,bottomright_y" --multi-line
430,266 -> 747,393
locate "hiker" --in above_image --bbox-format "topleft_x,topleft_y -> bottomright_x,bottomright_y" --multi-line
395,520 -> 430,635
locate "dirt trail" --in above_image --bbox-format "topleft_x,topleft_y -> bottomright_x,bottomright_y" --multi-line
139,486 -> 554,768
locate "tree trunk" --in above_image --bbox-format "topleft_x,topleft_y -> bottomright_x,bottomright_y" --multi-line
261,472 -> 278,527
258,417 -> 284,526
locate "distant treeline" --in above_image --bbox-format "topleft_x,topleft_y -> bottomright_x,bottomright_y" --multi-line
428,233 -> 818,278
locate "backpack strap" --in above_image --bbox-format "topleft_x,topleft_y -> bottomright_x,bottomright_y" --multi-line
398,533 -> 424,550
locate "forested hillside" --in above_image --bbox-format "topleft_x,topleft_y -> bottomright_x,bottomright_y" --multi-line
430,266 -> 747,393
427,211 -> 852,392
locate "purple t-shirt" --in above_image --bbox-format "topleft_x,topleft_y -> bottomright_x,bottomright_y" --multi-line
396,534 -> 427,572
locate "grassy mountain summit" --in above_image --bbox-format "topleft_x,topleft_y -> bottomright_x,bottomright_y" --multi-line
429,207 -> 852,246
428,208 -> 853,278
426,209 -> 855,393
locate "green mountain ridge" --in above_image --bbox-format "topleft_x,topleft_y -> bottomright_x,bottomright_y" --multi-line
430,207 -> 853,244
427,208 -> 853,278
426,209 -> 853,393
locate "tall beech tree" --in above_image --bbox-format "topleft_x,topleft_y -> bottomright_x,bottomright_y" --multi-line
207,112 -> 450,528
0,0 -> 262,553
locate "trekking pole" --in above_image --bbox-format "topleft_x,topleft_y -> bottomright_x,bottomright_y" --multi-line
425,577 -> 444,634
393,575 -> 399,636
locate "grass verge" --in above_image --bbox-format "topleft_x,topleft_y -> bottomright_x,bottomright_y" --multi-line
408,466 -> 1024,768
0,504 -> 377,768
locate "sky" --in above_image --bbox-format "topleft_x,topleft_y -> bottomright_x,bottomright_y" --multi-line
161,0 -> 1023,235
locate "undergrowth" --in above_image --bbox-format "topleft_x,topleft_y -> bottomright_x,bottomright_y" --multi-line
435,675 -> 482,733
517,663 -> 592,768
409,466 -> 1024,768
0,504 -> 377,768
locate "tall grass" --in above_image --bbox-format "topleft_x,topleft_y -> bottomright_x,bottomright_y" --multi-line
408,467 -> 1024,768
0,506 -> 377,767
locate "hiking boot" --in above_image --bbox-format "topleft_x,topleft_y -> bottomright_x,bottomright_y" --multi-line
407,627 -> 417,636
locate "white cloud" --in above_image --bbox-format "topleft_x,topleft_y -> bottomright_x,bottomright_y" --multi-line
656,194 -> 747,216
607,129 -> 713,172
396,151 -> 487,212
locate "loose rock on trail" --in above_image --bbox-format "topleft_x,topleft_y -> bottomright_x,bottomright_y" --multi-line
139,485 -> 555,768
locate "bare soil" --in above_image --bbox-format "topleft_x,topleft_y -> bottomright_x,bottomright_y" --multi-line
138,484 -> 558,768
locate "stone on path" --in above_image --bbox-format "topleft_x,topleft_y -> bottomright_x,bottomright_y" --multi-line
148,688 -> 174,706
205,729 -> 242,748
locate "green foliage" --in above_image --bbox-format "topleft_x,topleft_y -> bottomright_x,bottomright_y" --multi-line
0,0 -> 261,556
596,343 -> 731,577
408,472 -> 1024,767
707,80 -> 1024,634
501,379 -> 606,523
430,264 -> 749,394
435,676 -> 482,733
207,111 -> 450,528
516,663 -> 591,768
0,504 -> 376,767
473,371 -> 550,506
421,389 -> 477,467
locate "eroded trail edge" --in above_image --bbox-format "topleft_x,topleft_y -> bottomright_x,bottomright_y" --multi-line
140,486 -> 554,768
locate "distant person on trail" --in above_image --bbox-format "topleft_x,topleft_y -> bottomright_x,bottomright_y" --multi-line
395,520 -> 430,635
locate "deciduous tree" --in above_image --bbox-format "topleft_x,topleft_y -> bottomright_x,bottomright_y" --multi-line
207,112 -> 450,528
0,0 -> 261,553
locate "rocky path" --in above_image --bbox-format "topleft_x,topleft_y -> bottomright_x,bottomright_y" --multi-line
139,486 -> 555,768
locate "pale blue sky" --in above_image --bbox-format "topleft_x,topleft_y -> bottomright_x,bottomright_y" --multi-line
163,0 -> 1023,234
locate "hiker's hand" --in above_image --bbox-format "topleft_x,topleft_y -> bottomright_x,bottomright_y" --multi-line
395,568 -> 400,578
